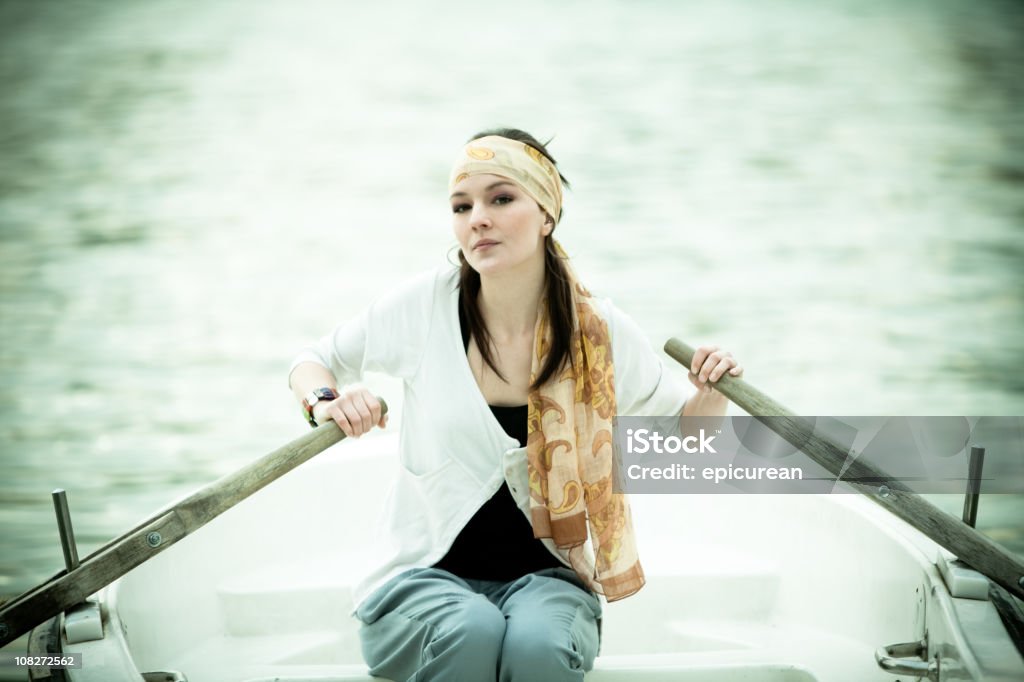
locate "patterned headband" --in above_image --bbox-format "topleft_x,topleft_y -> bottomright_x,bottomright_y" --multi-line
449,135 -> 563,224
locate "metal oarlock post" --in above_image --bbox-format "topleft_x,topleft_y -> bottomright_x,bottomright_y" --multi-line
962,446 -> 984,529
52,489 -> 81,573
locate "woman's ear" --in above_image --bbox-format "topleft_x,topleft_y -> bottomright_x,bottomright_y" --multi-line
543,214 -> 554,235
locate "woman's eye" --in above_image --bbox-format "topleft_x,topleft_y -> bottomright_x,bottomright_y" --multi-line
493,194 -> 513,205
452,203 -> 470,214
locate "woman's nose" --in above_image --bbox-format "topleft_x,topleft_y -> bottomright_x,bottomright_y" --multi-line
469,203 -> 491,229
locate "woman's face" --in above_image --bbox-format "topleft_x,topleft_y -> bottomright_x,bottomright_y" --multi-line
450,173 -> 552,278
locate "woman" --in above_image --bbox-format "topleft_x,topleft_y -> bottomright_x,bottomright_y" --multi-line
288,128 -> 742,681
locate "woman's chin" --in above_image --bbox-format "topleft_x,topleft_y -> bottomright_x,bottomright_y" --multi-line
467,255 -> 506,277
466,251 -> 543,279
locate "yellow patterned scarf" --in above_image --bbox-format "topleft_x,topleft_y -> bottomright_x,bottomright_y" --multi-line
526,242 -> 645,602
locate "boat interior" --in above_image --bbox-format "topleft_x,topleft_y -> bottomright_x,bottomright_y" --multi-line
55,432 -> 1023,681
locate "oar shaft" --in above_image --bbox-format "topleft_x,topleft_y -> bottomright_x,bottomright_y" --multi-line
0,400 -> 387,647
665,338 -> 1024,601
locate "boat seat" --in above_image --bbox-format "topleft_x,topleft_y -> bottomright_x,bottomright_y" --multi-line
213,541 -> 780,657
179,544 -> 889,681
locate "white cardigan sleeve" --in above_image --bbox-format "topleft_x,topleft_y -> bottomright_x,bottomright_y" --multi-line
605,299 -> 692,417
287,269 -> 439,388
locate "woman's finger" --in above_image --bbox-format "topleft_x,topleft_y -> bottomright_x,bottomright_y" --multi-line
362,391 -> 383,428
708,354 -> 737,383
690,345 -> 718,376
351,393 -> 376,435
329,404 -> 354,437
698,350 -> 726,383
338,400 -> 365,436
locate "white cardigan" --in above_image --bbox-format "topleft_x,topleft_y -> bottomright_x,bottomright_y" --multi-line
288,266 -> 691,614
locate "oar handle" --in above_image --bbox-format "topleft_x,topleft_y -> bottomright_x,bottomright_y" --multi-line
0,396 -> 389,648
663,338 -> 1024,602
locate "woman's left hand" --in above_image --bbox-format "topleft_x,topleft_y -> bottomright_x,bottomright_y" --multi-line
688,345 -> 743,394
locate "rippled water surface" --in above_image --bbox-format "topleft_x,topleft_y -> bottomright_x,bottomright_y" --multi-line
1,0 -> 1023,656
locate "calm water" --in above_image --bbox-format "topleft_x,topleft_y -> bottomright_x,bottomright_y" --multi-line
1,0 -> 1023,661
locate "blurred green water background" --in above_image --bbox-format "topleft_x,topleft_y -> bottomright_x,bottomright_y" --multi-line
1,0 -> 1022,668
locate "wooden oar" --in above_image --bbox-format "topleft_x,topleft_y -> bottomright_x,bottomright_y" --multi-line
0,400 -> 387,647
665,338 -> 1024,601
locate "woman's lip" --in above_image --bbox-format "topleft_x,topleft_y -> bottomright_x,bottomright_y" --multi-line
474,241 -> 499,250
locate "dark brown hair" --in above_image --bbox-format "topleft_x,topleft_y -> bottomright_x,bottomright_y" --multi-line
457,127 -> 575,390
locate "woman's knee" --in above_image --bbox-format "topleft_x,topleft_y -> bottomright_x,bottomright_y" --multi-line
499,608 -> 597,681
432,594 -> 505,649
425,594 -> 506,676
359,585 -> 506,680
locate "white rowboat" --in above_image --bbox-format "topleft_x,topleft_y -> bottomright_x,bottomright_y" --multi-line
28,430 -> 1024,681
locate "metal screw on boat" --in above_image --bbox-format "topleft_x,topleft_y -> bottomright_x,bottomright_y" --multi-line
877,485 -> 891,498
147,531 -> 162,547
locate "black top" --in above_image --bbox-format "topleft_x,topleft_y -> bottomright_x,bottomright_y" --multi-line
429,306 -> 565,581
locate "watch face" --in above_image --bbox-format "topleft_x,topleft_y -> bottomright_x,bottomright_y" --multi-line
313,388 -> 337,403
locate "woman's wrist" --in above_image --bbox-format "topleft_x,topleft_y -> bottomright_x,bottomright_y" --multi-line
300,385 -> 339,427
683,388 -> 729,417
312,401 -> 334,426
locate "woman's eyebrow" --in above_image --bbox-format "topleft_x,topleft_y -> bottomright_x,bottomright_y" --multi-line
450,181 -> 516,199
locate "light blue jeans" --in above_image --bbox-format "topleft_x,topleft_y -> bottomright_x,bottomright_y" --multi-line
354,566 -> 603,682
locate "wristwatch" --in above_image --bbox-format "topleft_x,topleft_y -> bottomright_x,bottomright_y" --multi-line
302,387 -> 338,428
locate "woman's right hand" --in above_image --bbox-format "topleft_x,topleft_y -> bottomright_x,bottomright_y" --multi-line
313,387 -> 388,438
